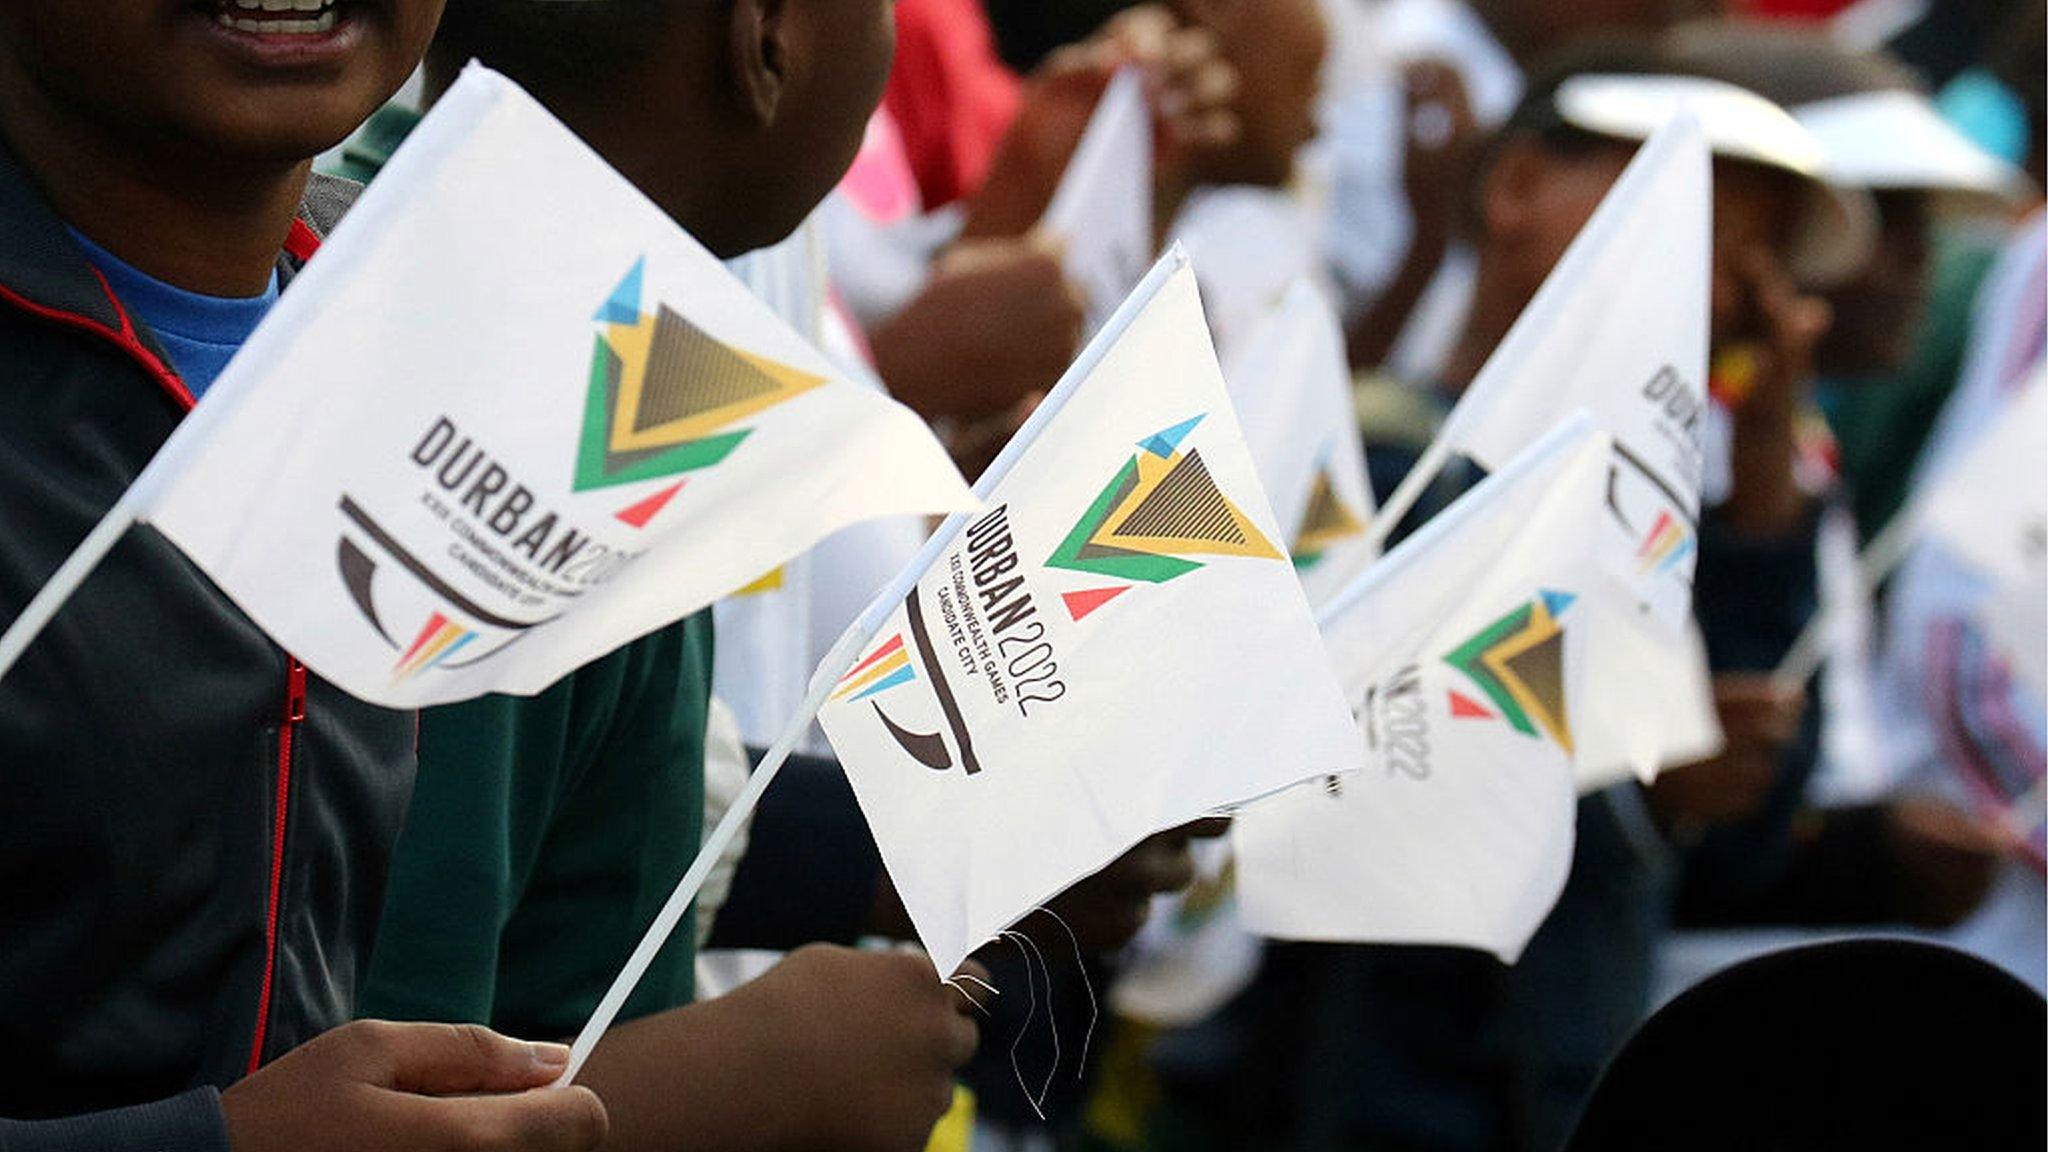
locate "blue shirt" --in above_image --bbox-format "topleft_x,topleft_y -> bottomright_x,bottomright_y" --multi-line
67,228 -> 277,399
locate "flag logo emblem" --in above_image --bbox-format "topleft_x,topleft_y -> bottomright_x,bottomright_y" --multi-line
1444,590 -> 1576,753
836,599 -> 982,774
1292,462 -> 1369,569
833,633 -> 919,702
393,612 -> 477,682
1047,414 -> 1281,620
577,256 -> 827,526
1634,509 -> 1694,576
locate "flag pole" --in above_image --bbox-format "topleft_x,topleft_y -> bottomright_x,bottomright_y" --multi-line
1357,427 -> 1459,559
558,245 -> 1194,1084
1771,503 -> 1921,693
0,494 -> 148,685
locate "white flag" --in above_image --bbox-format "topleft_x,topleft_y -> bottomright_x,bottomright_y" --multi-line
1920,370 -> 2048,702
1040,68 -> 1155,333
1441,114 -> 1709,628
817,252 -> 1363,976
1235,417 -> 1609,961
138,66 -> 974,707
1414,114 -> 1720,783
1223,280 -> 1381,608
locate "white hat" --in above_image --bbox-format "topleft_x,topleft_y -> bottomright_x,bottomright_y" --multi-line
1795,89 -> 2031,200
1553,73 -> 1877,286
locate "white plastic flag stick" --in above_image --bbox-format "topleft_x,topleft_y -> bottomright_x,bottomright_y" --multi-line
1770,503 -> 1920,693
0,498 -> 137,685
560,248 -> 1196,1084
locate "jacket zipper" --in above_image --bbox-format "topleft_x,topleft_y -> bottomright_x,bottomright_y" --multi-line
246,657 -> 307,1075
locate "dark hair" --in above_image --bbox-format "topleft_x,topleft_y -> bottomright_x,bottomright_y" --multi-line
1487,37 -> 1672,163
429,0 -> 678,96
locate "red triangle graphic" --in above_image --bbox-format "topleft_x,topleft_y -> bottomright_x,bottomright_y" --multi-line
614,480 -> 685,528
1062,585 -> 1129,621
1448,689 -> 1494,720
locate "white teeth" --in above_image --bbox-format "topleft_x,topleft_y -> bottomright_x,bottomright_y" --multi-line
214,7 -> 338,33
260,0 -> 292,11
291,0 -> 327,10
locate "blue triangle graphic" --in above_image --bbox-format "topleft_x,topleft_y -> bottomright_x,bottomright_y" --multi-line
1540,589 -> 1577,618
594,256 -> 645,324
1139,414 -> 1206,459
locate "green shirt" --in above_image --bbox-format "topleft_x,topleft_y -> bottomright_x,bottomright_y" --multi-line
360,618 -> 713,1037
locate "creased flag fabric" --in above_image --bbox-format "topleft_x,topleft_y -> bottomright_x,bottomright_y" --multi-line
1437,115 -> 1710,633
1422,114 -> 1720,783
817,254 -> 1363,977
1223,280 -> 1381,607
1919,369 -> 2048,702
1234,418 -> 1610,961
1040,68 -> 1155,333
1919,370 -> 2046,592
140,66 -> 974,707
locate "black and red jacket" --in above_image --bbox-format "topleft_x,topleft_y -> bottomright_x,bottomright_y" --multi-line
0,140 -> 415,1126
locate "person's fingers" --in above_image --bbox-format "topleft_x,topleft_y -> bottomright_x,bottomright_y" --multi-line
368,1021 -> 571,1095
1102,4 -> 1175,65
401,1086 -> 610,1152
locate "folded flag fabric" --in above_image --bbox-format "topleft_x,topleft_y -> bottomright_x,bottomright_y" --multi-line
1389,114 -> 1722,785
1223,279 -> 1381,608
1040,67 -> 1155,334
1918,369 -> 2047,702
818,251 -> 1363,977
1234,417 -> 1611,961
1433,114 -> 1710,632
132,66 -> 973,707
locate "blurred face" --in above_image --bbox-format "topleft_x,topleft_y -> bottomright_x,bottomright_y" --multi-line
0,0 -> 441,163
1814,189 -> 1930,378
1707,158 -> 1805,346
1485,139 -> 1806,348
1196,0 -> 1326,187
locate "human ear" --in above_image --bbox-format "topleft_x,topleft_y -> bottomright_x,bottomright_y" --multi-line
726,0 -> 791,128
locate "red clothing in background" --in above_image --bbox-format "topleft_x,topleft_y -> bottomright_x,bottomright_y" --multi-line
883,0 -> 1022,210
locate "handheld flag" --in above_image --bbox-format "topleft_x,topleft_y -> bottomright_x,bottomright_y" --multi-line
0,66 -> 974,707
818,251 -> 1363,977
1367,113 -> 1722,783
1039,68 -> 1156,333
1222,280 -> 1380,607
1235,417 -> 1609,961
1372,114 -> 1710,629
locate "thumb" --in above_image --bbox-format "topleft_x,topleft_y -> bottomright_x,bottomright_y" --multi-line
382,1022 -> 573,1095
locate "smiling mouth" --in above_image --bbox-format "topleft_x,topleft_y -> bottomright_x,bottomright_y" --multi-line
207,0 -> 346,34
